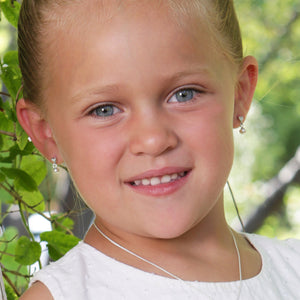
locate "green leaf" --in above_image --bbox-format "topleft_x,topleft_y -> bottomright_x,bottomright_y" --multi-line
20,155 -> 47,186
0,0 -> 21,28
19,189 -> 45,212
0,134 -> 3,150
40,231 -> 80,261
0,144 -> 19,162
0,167 -> 37,191
9,141 -> 36,157
4,283 -> 18,300
0,113 -> 14,132
0,170 -> 5,182
0,187 -> 14,204
16,122 -> 29,150
15,236 -> 41,266
1,51 -> 22,100
46,244 -> 63,262
21,141 -> 36,155
0,142 -> 37,163
0,97 -> 14,119
3,51 -> 19,66
0,137 -> 14,155
0,227 -> 29,288
52,215 -> 74,232
0,96 -> 17,122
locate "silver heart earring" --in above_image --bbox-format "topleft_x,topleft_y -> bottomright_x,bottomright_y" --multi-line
51,157 -> 59,173
238,116 -> 246,134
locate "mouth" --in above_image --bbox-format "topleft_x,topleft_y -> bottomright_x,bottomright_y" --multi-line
128,170 -> 190,187
125,168 -> 191,196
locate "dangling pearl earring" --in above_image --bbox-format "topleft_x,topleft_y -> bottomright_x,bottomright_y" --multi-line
51,157 -> 59,173
238,116 -> 246,134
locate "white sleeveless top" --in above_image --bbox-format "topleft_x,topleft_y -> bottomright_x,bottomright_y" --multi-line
30,233 -> 300,299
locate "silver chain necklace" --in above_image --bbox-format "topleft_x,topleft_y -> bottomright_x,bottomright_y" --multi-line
93,223 -> 242,299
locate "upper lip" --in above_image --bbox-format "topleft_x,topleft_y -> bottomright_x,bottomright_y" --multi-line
125,167 -> 192,183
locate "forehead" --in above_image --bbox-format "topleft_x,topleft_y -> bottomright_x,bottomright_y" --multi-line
42,0 -> 231,103
45,0 -> 212,52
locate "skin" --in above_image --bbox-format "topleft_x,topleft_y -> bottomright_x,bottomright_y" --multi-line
18,1 -> 259,299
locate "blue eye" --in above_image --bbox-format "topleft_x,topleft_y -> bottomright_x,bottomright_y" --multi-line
90,104 -> 120,118
168,89 -> 198,103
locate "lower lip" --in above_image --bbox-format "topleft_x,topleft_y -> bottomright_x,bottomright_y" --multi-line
125,171 -> 191,197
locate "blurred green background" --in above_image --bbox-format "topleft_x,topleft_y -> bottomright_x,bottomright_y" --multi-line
227,0 -> 300,239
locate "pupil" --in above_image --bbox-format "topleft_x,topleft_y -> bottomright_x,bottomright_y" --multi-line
96,105 -> 113,116
176,90 -> 194,102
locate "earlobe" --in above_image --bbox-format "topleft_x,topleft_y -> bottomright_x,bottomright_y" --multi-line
16,99 -> 61,162
233,56 -> 258,128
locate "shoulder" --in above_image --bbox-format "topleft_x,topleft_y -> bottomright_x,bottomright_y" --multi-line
27,242 -> 127,299
32,241 -> 88,277
20,281 -> 53,300
35,241 -> 91,273
28,242 -> 91,299
245,232 -> 300,254
244,233 -> 300,274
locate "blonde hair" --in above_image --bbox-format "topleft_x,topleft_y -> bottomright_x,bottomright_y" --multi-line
18,0 -> 243,105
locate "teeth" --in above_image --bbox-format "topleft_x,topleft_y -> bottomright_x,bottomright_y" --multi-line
171,173 -> 178,180
132,172 -> 187,186
150,177 -> 160,186
142,178 -> 150,186
161,175 -> 171,183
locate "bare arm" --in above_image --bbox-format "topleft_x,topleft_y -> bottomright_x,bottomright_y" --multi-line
19,282 -> 53,300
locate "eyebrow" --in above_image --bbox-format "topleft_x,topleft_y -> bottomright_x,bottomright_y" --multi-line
167,67 -> 213,84
70,84 -> 121,104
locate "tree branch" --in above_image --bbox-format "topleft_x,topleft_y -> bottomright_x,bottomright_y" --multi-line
0,130 -> 17,139
2,271 -> 21,297
260,9 -> 300,71
0,92 -> 10,97
244,147 -> 300,232
0,183 -> 75,235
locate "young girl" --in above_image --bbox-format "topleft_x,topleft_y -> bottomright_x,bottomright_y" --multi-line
16,0 -> 300,299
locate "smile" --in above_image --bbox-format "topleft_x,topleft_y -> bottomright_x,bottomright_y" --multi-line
126,168 -> 191,196
130,171 -> 189,186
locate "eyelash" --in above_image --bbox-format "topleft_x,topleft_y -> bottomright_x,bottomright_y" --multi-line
167,87 -> 203,104
87,87 -> 204,118
88,103 -> 122,118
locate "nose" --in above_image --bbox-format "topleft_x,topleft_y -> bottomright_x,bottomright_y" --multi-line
129,112 -> 179,157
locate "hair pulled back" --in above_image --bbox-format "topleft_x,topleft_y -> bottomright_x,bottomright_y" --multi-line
18,0 -> 243,106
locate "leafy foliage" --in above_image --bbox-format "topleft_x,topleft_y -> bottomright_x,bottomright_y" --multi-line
0,1 -> 20,29
40,231 -> 80,261
0,1 -> 80,298
15,236 -> 41,266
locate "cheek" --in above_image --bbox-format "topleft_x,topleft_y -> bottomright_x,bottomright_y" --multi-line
177,101 -> 234,171
178,99 -> 234,141
56,126 -> 127,211
53,121 -> 126,182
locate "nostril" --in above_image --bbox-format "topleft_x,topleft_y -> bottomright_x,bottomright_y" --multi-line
129,126 -> 179,157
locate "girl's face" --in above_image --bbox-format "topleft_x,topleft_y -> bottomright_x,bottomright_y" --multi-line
40,2 -> 241,238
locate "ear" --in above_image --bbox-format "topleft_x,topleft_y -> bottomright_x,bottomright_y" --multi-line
16,99 -> 63,163
233,56 -> 258,128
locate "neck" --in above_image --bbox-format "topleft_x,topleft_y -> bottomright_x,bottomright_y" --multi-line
85,215 -> 238,282
90,199 -> 229,252
87,221 -> 241,282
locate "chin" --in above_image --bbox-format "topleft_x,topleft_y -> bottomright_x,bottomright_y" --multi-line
144,217 -> 199,240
